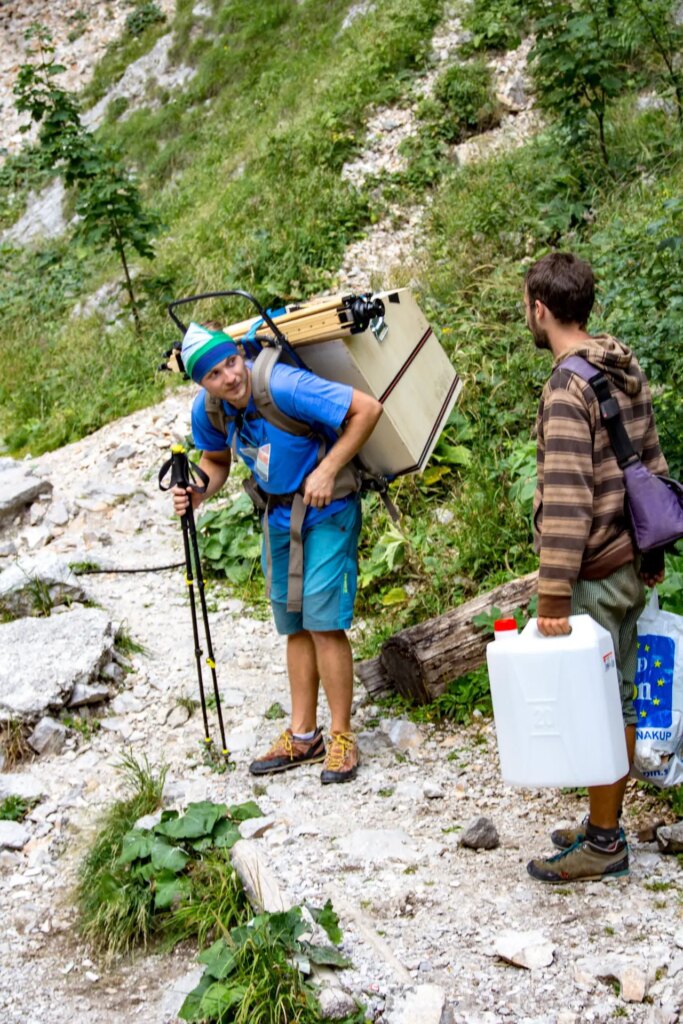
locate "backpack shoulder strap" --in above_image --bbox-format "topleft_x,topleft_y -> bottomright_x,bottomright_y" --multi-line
204,392 -> 234,437
250,347 -> 315,438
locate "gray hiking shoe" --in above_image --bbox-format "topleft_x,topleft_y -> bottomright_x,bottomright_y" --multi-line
249,727 -> 325,775
527,838 -> 629,883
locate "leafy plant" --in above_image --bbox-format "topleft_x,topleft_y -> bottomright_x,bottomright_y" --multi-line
13,25 -> 159,333
461,0 -> 529,53
196,493 -> 262,585
179,906 -> 351,1024
419,58 -> 501,144
0,795 -> 38,821
528,1 -> 633,169
126,2 -> 166,37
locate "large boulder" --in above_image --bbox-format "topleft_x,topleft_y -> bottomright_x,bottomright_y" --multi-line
0,554 -> 87,620
0,465 -> 52,524
0,607 -> 115,720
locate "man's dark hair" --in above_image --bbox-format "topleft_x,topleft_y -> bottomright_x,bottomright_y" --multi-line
525,252 -> 595,327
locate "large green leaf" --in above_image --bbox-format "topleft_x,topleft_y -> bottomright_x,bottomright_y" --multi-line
116,829 -> 154,865
154,870 -> 191,910
380,586 -> 408,606
150,838 -> 190,873
228,800 -> 263,822
304,943 -> 352,968
178,974 -> 213,1021
199,982 -> 247,1017
212,819 -> 241,849
307,899 -> 342,944
198,939 -> 238,981
155,801 -> 227,840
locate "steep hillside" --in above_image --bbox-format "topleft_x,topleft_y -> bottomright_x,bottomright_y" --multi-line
1,0 -> 682,630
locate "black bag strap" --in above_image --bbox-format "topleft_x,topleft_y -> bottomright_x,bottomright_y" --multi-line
560,355 -> 640,470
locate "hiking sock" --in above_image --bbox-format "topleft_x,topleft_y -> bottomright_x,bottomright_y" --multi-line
585,821 -> 626,854
293,728 -> 318,742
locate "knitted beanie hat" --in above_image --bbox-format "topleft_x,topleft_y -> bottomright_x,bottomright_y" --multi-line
181,322 -> 239,384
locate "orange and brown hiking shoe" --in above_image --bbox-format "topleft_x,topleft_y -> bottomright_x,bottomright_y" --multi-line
249,727 -> 325,775
320,731 -> 359,785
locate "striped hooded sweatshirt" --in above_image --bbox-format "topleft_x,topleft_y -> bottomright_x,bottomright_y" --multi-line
533,334 -> 667,619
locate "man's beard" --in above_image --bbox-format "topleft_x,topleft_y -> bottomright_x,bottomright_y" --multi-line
528,308 -> 550,350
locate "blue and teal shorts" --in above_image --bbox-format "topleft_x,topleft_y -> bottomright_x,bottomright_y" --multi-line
263,497 -> 362,635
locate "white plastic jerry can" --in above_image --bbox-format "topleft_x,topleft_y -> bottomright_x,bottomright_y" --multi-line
486,614 -> 629,788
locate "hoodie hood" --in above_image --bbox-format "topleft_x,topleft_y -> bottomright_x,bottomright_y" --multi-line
555,334 -> 642,397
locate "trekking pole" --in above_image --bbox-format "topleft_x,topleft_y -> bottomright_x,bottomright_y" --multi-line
159,445 -> 230,761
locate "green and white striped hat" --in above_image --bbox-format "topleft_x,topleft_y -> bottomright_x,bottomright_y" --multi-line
181,322 -> 238,384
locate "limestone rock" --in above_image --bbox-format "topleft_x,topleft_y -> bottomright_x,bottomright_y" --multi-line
0,466 -> 52,523
494,931 -> 555,970
230,839 -> 293,914
318,985 -> 359,1020
0,773 -> 45,801
0,607 -> 114,719
0,179 -> 68,245
0,820 -> 30,850
379,718 -> 424,751
336,828 -> 439,865
460,816 -> 500,850
386,984 -> 451,1024
28,716 -> 67,756
67,682 -> 111,707
0,554 -> 86,619
656,822 -> 683,854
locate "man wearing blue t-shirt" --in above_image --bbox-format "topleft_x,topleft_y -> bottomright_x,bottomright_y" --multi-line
172,321 -> 382,784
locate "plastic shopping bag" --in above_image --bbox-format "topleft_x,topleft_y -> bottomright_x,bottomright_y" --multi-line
631,590 -> 683,787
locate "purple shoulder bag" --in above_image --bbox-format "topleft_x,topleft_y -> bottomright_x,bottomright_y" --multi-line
561,355 -> 683,552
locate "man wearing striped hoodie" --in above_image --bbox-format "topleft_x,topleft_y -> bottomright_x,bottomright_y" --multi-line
523,252 -> 667,883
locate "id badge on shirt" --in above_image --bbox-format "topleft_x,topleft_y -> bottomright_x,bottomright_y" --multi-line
254,443 -> 271,482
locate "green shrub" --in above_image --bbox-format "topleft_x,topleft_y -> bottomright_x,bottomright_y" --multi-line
428,59 -> 501,142
461,0 -> 529,53
126,2 -> 166,37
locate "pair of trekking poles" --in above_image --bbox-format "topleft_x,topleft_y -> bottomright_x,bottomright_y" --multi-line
159,445 -> 230,763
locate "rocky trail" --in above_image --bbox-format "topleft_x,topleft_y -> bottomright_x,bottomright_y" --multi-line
1,391 -> 682,1024
1,2 -> 682,1021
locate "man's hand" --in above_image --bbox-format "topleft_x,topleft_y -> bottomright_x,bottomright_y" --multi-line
641,568 -> 665,588
302,462 -> 337,509
537,616 -> 572,637
171,484 -> 198,517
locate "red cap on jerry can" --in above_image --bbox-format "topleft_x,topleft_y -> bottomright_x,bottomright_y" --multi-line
493,618 -> 518,632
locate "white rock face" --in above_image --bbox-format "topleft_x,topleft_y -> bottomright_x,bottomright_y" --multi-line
0,466 -> 52,522
494,930 -> 555,970
0,821 -> 30,851
82,34 -> 196,131
0,607 -> 114,718
0,180 -> 68,245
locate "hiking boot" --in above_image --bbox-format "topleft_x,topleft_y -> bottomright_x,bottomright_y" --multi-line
320,731 -> 359,785
551,816 -> 626,850
551,815 -> 589,850
249,727 -> 325,775
527,838 -> 629,883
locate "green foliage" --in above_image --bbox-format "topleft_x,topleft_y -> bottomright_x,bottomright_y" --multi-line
196,492 -> 262,585
461,0 -> 529,53
77,758 -> 263,957
0,795 -> 38,822
179,906 -> 351,1024
77,751 -> 168,956
528,1 -> 633,168
659,544 -> 683,615
126,2 -> 166,37
420,59 -> 501,143
13,25 -> 159,333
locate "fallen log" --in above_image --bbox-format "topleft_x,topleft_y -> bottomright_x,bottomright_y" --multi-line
356,571 -> 538,705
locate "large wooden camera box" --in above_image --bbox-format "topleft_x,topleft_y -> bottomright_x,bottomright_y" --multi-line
294,289 -> 461,479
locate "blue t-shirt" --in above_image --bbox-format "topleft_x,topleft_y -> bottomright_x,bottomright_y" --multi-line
191,361 -> 354,530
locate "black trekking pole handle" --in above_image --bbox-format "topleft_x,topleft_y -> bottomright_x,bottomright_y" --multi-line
167,289 -> 289,348
158,445 -> 210,494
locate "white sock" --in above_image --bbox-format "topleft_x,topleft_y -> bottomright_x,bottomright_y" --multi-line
293,728 -> 317,741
